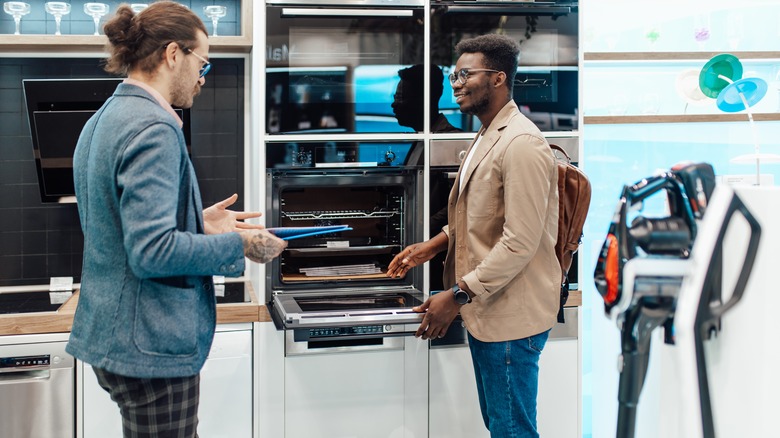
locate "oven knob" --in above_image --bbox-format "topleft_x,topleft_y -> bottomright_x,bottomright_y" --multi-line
458,150 -> 467,162
52,356 -> 62,364
384,151 -> 396,163
296,151 -> 310,166
384,325 -> 393,332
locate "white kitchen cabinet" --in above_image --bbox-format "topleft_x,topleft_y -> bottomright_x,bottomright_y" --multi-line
78,323 -> 253,438
256,321 -> 429,438
429,307 -> 581,438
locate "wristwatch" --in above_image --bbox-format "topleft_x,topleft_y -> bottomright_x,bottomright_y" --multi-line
452,283 -> 470,305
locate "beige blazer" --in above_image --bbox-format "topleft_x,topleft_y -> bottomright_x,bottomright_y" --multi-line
442,101 -> 559,342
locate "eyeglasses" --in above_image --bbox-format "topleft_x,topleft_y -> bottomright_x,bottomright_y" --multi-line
163,42 -> 212,78
448,68 -> 501,85
184,47 -> 211,78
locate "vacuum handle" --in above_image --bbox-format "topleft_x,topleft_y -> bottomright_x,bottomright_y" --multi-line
712,194 -> 761,317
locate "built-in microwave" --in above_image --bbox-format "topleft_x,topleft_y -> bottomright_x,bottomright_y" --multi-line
265,1 -> 425,135
431,1 -> 579,132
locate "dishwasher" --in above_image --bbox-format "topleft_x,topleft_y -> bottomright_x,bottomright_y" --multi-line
0,332 -> 75,438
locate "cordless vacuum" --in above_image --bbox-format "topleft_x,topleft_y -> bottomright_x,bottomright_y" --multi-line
673,184 -> 761,438
593,163 -> 716,438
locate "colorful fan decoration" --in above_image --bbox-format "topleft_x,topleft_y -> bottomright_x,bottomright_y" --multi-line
696,53 -> 779,184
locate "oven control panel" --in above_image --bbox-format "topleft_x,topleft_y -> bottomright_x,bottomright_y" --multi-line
299,325 -> 387,341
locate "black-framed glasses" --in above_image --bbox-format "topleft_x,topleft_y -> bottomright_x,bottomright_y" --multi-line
448,68 -> 501,85
184,47 -> 212,78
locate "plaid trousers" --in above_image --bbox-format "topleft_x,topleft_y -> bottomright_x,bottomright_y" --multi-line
93,367 -> 200,438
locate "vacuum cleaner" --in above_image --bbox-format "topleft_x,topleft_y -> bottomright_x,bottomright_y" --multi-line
593,162 -> 760,438
673,184 -> 761,438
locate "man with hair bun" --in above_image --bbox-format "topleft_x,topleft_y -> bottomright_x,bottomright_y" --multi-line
66,2 -> 286,436
388,33 -> 559,437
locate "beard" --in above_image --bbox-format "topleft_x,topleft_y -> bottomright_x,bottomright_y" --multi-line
459,84 -> 491,117
170,66 -> 201,109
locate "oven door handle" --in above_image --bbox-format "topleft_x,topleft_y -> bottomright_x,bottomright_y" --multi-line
441,5 -> 572,15
282,8 -> 415,18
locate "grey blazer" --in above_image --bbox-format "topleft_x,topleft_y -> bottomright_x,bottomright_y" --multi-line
443,100 -> 560,342
67,83 -> 245,378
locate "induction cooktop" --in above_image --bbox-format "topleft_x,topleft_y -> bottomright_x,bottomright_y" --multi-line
0,291 -> 72,314
215,282 -> 253,304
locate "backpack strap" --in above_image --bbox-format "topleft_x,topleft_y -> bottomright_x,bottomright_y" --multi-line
557,277 -> 569,323
549,143 -> 571,163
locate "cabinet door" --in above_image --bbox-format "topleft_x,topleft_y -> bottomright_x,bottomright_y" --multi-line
429,311 -> 580,438
81,329 -> 252,437
283,349 -> 408,438
198,329 -> 253,437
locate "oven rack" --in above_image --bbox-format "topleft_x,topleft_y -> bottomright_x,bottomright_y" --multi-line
282,209 -> 399,221
286,245 -> 398,257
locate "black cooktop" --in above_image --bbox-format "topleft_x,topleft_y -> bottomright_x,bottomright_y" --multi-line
0,281 -> 250,315
0,291 -> 72,314
215,282 -> 253,304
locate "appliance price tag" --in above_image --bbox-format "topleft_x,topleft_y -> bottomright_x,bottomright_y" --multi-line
212,275 -> 225,284
326,241 -> 350,248
49,291 -> 73,305
215,284 -> 225,298
49,276 -> 74,292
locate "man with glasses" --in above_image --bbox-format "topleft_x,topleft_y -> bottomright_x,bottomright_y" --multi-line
388,34 -> 559,437
67,2 -> 286,437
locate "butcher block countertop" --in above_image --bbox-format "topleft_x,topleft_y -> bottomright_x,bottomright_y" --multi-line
0,281 -> 272,336
0,286 -> 579,337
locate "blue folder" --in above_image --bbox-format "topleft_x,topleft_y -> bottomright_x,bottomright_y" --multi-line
265,225 -> 352,241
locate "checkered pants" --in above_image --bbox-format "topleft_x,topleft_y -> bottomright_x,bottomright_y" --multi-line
93,367 -> 200,438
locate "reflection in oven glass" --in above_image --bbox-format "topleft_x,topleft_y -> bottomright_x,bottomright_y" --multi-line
431,3 -> 579,132
265,5 -> 425,134
295,293 -> 422,312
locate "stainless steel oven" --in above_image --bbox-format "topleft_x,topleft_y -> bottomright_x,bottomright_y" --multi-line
265,0 -> 425,135
431,1 -> 579,132
265,140 -> 425,355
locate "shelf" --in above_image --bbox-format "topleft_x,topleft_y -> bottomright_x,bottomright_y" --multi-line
0,1 -> 252,54
0,34 -> 251,54
584,51 -> 780,62
584,114 -> 780,125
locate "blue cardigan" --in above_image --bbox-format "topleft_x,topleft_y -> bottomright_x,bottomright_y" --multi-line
67,83 -> 245,378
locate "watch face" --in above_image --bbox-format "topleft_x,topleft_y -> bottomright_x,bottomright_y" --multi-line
453,286 -> 469,305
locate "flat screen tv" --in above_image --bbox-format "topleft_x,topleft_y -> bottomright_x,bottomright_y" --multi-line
22,78 -> 191,203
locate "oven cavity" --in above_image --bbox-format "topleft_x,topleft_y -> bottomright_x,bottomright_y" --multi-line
277,184 -> 405,284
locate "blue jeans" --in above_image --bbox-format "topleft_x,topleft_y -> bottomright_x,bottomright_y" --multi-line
468,330 -> 550,438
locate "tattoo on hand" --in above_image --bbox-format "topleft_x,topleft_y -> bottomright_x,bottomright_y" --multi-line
242,230 -> 286,263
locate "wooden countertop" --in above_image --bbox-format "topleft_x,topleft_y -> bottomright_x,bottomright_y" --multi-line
0,286 -> 579,336
0,281 -> 270,336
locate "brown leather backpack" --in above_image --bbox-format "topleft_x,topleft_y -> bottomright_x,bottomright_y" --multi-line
550,144 -> 591,323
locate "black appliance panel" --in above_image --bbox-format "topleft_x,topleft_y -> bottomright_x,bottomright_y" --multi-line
0,291 -> 71,314
265,4 -> 425,134
431,2 -> 579,132
22,79 -> 191,203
